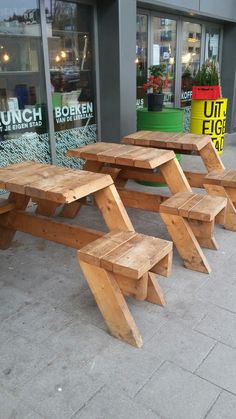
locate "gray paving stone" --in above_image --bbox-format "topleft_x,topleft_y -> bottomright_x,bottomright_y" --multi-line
144,319 -> 216,372
60,288 -> 105,329
0,286 -> 33,322
0,385 -> 44,419
196,342 -> 236,394
73,385 -> 159,419
44,321 -> 113,364
194,305 -> 236,348
196,279 -> 236,313
84,341 -> 163,397
1,301 -> 74,344
17,361 -> 104,419
136,361 -> 220,419
206,391 -> 236,419
160,288 -> 210,329
0,335 -> 58,393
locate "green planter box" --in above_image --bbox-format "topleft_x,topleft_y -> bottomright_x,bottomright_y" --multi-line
137,107 -> 184,186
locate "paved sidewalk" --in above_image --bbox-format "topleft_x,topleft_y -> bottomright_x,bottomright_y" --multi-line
0,133 -> 236,419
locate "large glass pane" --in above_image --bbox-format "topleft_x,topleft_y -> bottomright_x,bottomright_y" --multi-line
151,17 -> 177,106
46,0 -> 96,167
181,21 -> 201,108
0,2 -> 50,168
181,21 -> 201,131
205,27 -> 220,62
136,14 -> 148,109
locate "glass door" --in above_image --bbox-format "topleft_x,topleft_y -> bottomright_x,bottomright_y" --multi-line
136,13 -> 148,108
151,16 -> 177,106
45,0 -> 96,167
181,21 -> 202,108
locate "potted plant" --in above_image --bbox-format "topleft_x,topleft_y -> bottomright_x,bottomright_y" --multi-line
192,60 -> 221,100
143,65 -> 168,111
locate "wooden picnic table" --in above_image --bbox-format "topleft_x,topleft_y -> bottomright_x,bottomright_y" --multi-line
67,142 -> 227,274
0,160 -> 173,347
123,131 -> 236,231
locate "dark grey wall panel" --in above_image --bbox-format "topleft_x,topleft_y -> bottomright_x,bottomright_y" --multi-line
118,0 -> 137,138
200,0 -> 236,22
145,0 -> 199,11
97,0 -> 136,141
221,23 -> 236,132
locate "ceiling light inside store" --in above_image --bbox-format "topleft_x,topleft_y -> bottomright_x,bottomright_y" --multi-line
3,53 -> 10,62
55,55 -> 61,62
60,51 -> 66,58
182,53 -> 191,63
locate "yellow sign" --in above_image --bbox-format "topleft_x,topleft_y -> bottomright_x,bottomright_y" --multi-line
190,98 -> 228,154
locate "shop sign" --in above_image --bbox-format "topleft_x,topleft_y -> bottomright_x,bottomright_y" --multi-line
54,102 -> 93,123
181,90 -> 192,101
0,107 -> 42,132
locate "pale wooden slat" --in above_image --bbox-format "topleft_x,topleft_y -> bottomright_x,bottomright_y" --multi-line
0,161 -> 49,190
159,192 -> 195,215
101,234 -> 172,279
67,142 -> 119,160
115,147 -> 175,169
5,165 -> 67,194
178,194 -> 205,218
96,144 -> 137,163
188,194 -> 227,221
26,170 -> 113,203
78,231 -> 137,266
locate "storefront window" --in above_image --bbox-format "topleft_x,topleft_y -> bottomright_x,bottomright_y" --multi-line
136,14 -> 148,109
0,2 -> 50,167
181,21 -> 201,108
205,27 -> 220,61
46,0 -> 96,167
151,16 -> 176,106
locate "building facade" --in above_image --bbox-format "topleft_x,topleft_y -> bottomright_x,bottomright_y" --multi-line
0,0 -> 236,168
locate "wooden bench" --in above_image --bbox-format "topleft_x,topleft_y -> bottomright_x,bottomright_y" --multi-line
0,198 -> 15,215
159,192 -> 227,273
203,169 -> 236,231
78,230 -> 173,347
123,131 -> 236,231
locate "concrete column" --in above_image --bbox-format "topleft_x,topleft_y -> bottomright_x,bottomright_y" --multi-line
97,0 -> 137,141
221,23 -> 236,133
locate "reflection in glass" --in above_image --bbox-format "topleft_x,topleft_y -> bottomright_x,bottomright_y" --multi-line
45,0 -> 96,167
151,17 -> 177,106
136,14 -> 148,108
205,27 -> 220,61
181,21 -> 201,107
0,2 -> 50,168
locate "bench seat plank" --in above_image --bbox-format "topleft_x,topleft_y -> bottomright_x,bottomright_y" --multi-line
79,231 -> 172,280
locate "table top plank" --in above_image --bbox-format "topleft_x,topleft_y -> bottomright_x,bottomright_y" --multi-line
67,142 -> 119,161
0,161 -> 49,190
67,142 -> 175,169
123,131 -> 211,152
0,161 -> 113,203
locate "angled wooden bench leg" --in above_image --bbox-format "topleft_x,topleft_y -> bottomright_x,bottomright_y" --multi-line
79,260 -> 143,348
160,212 -> 211,274
204,184 -> 236,231
188,219 -> 218,250
146,272 -> 166,306
59,199 -> 85,218
0,193 -> 29,249
35,199 -> 59,216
